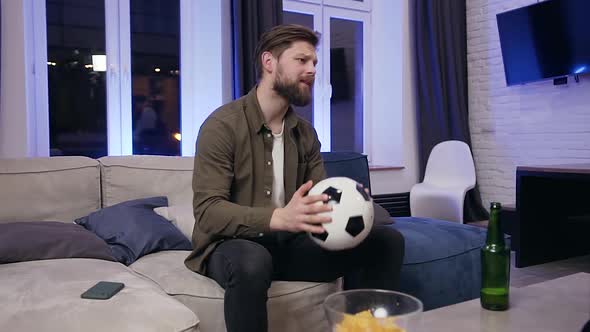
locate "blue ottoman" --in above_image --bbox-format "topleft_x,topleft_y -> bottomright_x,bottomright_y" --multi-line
391,217 -> 487,311
320,151 -> 487,310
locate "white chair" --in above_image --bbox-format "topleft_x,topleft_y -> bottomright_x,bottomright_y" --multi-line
410,140 -> 476,223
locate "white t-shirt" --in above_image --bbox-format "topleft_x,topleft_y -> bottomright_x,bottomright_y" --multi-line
271,122 -> 285,208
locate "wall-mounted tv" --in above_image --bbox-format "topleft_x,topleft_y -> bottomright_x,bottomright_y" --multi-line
496,0 -> 590,86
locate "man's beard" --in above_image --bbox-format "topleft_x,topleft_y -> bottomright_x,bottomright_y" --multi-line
273,72 -> 312,107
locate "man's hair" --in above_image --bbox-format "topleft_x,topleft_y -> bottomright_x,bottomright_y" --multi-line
254,24 -> 319,79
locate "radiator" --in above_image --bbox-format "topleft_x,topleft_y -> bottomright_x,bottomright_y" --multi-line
373,192 -> 410,217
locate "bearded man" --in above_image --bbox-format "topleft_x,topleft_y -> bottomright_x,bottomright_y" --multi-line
185,24 -> 405,332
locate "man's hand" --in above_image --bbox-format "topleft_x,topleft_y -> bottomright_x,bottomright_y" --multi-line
270,180 -> 332,234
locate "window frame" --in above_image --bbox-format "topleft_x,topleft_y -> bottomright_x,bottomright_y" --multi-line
27,0 -> 50,156
323,0 -> 371,12
283,0 -> 371,154
105,0 -> 132,155
180,0 -> 231,156
322,6 -> 371,154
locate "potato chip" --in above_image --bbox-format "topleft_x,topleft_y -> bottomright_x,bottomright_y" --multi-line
335,310 -> 405,332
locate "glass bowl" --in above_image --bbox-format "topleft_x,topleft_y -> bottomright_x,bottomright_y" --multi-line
324,289 -> 423,332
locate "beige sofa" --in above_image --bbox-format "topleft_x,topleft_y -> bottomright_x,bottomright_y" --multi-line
0,155 -> 340,332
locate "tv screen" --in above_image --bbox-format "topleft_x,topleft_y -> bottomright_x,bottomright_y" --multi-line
496,0 -> 590,86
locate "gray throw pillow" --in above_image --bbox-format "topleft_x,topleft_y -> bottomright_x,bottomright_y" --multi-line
373,202 -> 394,225
0,221 -> 116,264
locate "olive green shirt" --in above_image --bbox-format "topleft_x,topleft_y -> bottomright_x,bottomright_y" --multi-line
184,87 -> 326,274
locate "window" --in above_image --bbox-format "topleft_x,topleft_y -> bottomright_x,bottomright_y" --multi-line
130,0 -> 180,155
23,0 -> 399,164
328,15 -> 365,152
283,0 -> 370,154
46,0 -> 181,157
47,0 -> 108,158
284,0 -> 404,167
39,0 -> 228,157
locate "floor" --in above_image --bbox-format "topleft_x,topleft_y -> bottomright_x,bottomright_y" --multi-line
469,220 -> 590,288
510,253 -> 590,288
469,219 -> 590,288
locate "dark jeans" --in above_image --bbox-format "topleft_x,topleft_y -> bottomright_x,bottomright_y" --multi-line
205,225 -> 405,332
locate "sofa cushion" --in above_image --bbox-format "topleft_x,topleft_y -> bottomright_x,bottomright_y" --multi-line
75,197 -> 192,265
99,155 -> 194,207
131,250 -> 341,332
0,221 -> 115,264
392,217 -> 487,310
0,258 -> 198,332
0,156 -> 100,223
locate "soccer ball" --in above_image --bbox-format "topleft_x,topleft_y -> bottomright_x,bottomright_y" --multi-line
307,177 -> 374,251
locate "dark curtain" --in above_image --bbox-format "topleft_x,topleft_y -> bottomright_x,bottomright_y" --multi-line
231,0 -> 283,99
413,0 -> 488,222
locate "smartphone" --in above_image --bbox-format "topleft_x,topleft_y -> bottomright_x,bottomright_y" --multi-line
81,281 -> 125,300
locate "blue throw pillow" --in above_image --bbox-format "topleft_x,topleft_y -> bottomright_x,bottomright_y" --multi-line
75,196 -> 192,265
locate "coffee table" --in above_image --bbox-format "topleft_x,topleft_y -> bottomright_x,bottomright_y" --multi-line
420,273 -> 590,332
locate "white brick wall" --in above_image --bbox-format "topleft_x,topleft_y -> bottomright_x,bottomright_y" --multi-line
467,0 -> 590,208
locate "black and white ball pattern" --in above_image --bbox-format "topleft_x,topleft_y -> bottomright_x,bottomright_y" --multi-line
308,177 -> 374,251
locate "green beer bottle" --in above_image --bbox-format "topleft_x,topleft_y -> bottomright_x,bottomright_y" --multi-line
480,202 -> 510,311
